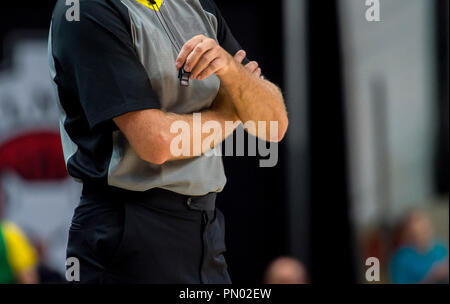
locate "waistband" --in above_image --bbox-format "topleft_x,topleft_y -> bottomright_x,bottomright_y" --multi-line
81,183 -> 217,211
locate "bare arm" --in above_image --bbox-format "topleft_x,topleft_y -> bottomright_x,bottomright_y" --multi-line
114,34 -> 289,165
219,62 -> 287,142
113,86 -> 239,165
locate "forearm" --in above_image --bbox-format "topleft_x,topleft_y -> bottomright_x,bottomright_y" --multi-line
164,107 -> 238,162
219,62 -> 288,142
115,87 -> 239,165
175,34 -> 288,142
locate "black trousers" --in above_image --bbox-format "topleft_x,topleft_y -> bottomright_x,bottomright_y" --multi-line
67,184 -> 231,284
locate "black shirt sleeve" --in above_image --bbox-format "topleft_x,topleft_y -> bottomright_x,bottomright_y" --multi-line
51,0 -> 160,129
200,0 -> 250,65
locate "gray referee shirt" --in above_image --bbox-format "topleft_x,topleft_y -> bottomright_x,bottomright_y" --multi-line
49,0 -> 247,195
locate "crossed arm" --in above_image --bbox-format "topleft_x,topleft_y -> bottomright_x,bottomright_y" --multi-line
114,35 -> 289,165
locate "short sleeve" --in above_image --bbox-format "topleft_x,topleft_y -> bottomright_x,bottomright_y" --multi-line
201,0 -> 250,65
51,0 -> 160,129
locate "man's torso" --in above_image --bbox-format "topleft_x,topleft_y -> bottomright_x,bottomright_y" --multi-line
49,0 -> 230,195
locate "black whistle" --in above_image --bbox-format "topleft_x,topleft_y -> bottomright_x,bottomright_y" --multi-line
178,65 -> 191,87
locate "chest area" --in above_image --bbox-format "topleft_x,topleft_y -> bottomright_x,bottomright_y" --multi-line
121,0 -> 221,113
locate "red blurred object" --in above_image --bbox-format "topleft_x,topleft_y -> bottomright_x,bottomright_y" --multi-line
0,131 -> 67,181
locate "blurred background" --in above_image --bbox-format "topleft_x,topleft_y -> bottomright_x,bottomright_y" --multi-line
0,0 -> 448,284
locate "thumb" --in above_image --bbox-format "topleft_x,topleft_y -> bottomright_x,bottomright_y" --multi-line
234,50 -> 246,64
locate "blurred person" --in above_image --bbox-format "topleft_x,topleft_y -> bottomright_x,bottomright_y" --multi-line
390,211 -> 449,284
0,220 -> 39,284
0,131 -> 73,283
264,257 -> 309,284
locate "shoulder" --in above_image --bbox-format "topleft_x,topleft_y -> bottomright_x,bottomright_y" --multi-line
1,221 -> 33,252
51,0 -> 130,29
1,221 -> 23,238
1,221 -> 37,272
53,0 -> 126,14
199,0 -> 220,16
51,0 -> 134,56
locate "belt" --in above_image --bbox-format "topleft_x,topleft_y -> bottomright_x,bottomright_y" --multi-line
81,183 -> 217,211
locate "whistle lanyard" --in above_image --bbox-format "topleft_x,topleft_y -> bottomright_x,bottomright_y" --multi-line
147,0 -> 191,86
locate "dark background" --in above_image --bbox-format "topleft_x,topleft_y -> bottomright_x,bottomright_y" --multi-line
217,0 -> 356,283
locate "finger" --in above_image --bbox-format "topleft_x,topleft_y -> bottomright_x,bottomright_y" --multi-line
184,38 -> 216,73
196,57 -> 225,80
245,61 -> 259,73
255,68 -> 262,78
176,35 -> 206,69
190,46 -> 221,79
233,50 -> 246,64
